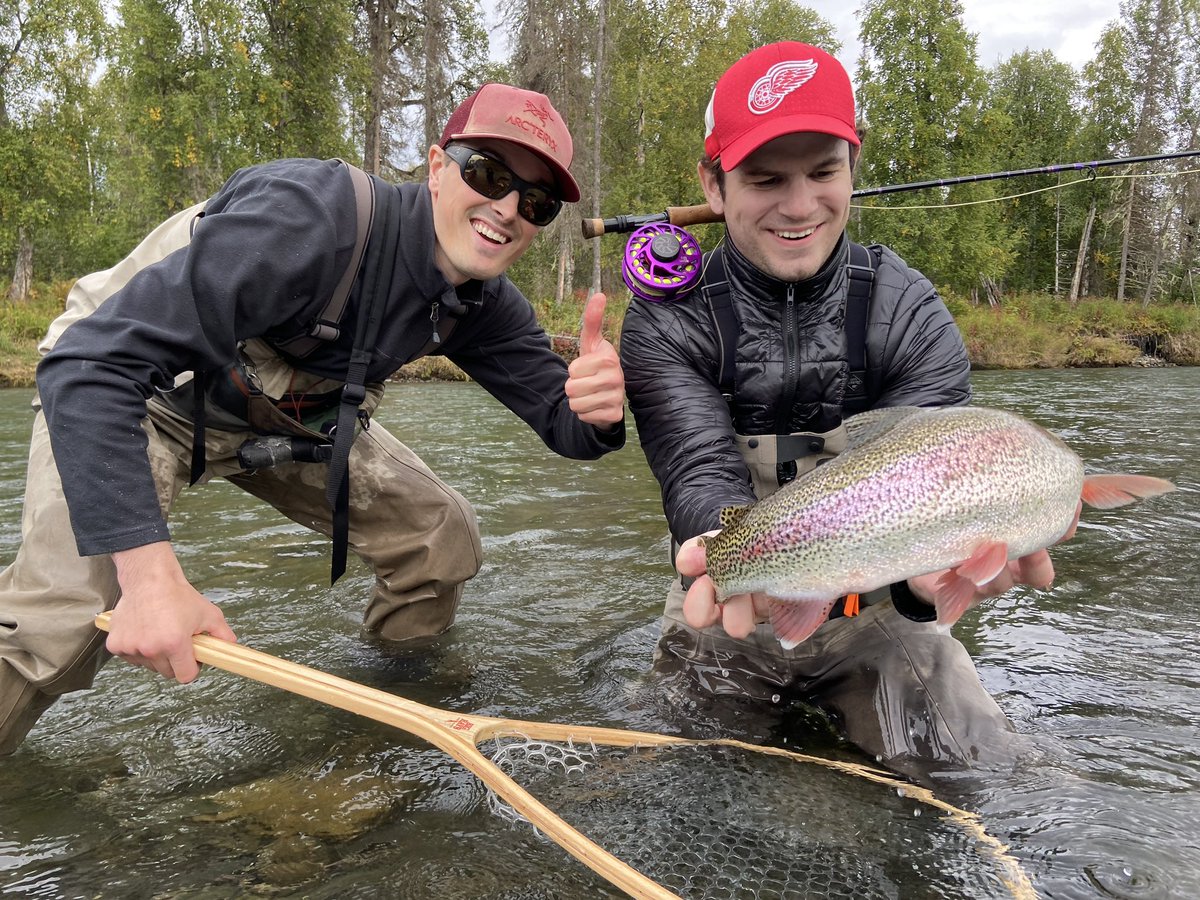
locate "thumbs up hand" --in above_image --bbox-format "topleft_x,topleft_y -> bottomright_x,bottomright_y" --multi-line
565,292 -> 625,428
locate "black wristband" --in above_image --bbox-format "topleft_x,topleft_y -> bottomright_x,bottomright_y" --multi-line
890,579 -> 937,622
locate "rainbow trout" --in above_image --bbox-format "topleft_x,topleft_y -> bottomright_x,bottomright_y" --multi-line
700,406 -> 1175,648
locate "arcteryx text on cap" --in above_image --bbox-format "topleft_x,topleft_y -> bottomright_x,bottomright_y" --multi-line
440,83 -> 581,202
704,42 -> 859,172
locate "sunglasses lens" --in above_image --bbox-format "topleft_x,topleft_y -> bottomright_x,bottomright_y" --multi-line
455,149 -> 561,226
462,156 -> 512,200
519,188 -> 560,226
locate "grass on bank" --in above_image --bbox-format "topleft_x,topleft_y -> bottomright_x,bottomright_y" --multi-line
2,280 -> 1198,388
943,292 -> 1200,368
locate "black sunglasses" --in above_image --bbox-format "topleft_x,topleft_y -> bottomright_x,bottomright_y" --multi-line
442,144 -> 563,226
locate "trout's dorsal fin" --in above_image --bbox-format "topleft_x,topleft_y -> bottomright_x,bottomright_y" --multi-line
718,505 -> 753,530
842,406 -> 924,451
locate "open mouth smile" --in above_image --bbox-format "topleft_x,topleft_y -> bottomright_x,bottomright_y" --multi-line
774,226 -> 817,240
473,219 -> 511,245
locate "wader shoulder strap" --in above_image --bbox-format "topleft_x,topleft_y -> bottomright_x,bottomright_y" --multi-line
702,242 -> 878,415
842,241 -> 877,416
274,160 -> 376,358
700,245 -> 738,405
325,173 -> 399,583
189,160 -> 379,486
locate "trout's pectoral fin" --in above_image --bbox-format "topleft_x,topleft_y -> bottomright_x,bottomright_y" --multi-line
769,598 -> 836,650
930,571 -> 979,629
1081,474 -> 1176,510
930,540 -> 1009,628
954,540 -> 1009,587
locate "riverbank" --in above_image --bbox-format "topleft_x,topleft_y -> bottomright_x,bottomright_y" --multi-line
2,282 -> 1198,387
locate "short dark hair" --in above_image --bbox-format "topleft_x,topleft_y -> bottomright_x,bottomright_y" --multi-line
701,155 -> 725,198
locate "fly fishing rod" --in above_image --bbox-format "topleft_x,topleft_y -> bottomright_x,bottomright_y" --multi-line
584,148 -> 1200,304
580,148 -> 1200,237
94,611 -> 1035,899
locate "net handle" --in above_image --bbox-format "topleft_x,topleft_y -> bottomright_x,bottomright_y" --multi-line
94,612 -> 1036,900
95,612 -> 678,899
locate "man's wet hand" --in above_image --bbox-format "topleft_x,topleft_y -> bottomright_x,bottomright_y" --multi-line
677,533 -> 768,639
108,542 -> 237,683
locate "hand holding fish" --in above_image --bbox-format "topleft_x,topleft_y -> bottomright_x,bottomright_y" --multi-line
681,407 -> 1172,649
564,292 -> 625,428
677,535 -> 765,639
676,519 -> 1076,639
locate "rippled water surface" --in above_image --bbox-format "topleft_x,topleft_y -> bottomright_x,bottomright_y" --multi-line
1,368 -> 1196,899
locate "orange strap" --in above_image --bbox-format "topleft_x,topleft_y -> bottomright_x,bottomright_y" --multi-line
842,593 -> 860,617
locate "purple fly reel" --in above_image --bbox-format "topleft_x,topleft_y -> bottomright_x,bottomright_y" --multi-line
621,223 -> 702,302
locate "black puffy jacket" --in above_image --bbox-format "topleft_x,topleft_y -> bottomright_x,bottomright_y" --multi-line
619,233 -> 971,546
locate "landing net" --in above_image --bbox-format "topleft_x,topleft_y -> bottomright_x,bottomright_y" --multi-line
485,736 -> 1032,899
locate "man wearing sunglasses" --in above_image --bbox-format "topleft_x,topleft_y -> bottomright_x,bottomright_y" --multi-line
1,83 -> 625,754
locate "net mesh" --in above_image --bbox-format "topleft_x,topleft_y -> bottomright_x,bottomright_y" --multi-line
483,737 -> 1023,900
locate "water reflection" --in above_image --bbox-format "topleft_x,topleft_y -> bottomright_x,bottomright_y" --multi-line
1,368 -> 1197,898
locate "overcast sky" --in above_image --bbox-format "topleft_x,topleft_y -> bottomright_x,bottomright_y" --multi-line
806,0 -> 1122,71
486,2 -> 1121,72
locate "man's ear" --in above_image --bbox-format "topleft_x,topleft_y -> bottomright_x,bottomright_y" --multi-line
428,144 -> 445,196
698,160 -> 725,217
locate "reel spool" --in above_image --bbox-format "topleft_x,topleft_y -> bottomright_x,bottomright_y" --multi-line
621,223 -> 702,302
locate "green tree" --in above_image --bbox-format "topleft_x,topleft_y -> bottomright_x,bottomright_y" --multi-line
252,0 -> 357,161
854,0 -> 1015,298
1081,0 -> 1186,303
986,50 -> 1084,294
1,0 -> 106,296
95,0 -> 360,264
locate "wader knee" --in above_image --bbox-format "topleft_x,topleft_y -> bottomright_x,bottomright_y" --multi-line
0,661 -> 58,755
0,626 -> 111,755
369,582 -> 464,642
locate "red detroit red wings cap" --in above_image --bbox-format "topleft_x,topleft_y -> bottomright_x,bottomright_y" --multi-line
704,41 -> 859,171
439,83 -> 581,202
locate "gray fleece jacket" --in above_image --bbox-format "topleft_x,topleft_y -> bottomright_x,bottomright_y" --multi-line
39,158 -> 623,556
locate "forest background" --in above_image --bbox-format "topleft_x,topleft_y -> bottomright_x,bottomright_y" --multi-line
3,0 -> 1200,385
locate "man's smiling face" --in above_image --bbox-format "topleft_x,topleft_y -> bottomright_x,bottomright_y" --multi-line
701,131 -> 854,283
428,138 -> 552,285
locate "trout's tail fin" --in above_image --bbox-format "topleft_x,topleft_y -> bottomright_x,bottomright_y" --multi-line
1081,474 -> 1176,510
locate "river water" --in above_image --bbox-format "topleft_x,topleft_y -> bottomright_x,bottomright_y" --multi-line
0,368 -> 1196,899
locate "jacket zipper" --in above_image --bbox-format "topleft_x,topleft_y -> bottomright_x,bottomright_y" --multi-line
777,284 -> 800,432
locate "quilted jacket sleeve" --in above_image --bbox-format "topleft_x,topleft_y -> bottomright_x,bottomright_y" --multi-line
620,297 -> 756,545
866,246 -> 972,410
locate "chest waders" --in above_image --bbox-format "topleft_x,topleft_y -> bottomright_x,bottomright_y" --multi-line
698,242 -> 893,614
180,163 -> 458,584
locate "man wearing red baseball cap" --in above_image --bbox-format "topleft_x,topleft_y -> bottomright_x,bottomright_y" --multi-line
621,43 -> 1068,779
2,83 -> 625,755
